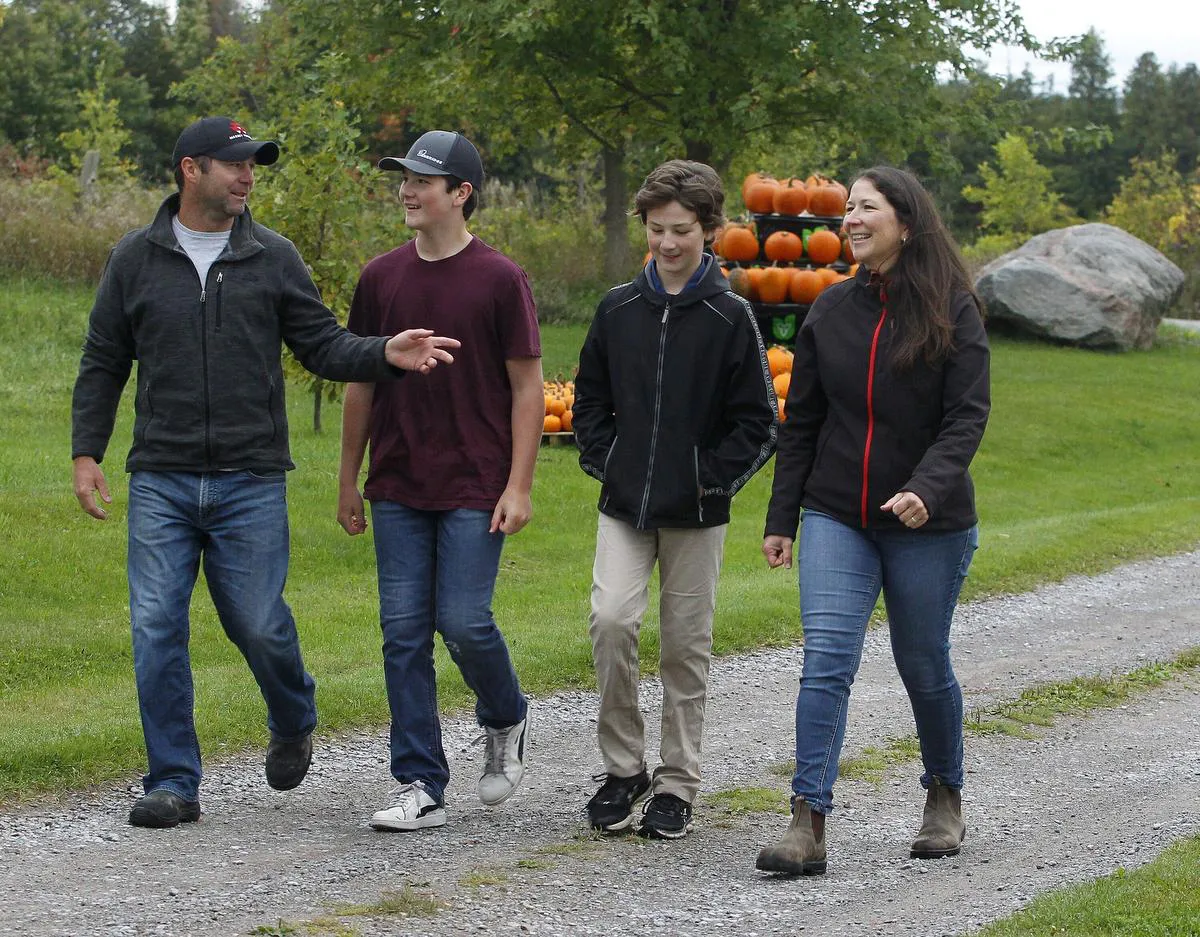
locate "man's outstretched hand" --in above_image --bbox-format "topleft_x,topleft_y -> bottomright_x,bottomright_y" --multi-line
385,330 -> 461,374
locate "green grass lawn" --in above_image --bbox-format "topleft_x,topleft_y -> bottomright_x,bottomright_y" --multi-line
1,275 -> 1199,800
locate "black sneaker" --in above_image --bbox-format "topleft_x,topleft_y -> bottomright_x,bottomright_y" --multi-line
129,789 -> 201,828
638,792 -> 693,839
586,770 -> 651,833
265,732 -> 313,791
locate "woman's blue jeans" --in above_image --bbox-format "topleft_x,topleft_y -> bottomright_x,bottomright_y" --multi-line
370,501 -> 527,806
127,470 -> 317,802
791,510 -> 978,814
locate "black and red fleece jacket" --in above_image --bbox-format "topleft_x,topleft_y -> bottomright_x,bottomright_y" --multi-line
764,264 -> 990,539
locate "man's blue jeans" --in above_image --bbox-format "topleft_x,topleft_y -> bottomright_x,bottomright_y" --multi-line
370,501 -> 527,806
127,470 -> 317,801
792,510 -> 978,814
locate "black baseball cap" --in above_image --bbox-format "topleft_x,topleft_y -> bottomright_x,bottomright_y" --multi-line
378,130 -> 484,189
171,116 -> 280,169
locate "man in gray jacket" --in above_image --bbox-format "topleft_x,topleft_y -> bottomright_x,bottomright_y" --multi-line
70,116 -> 459,828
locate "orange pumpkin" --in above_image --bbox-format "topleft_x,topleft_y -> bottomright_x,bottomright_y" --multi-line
789,268 -> 823,304
745,267 -> 766,301
772,180 -> 810,216
543,414 -> 562,433
757,267 -> 792,304
560,410 -> 573,432
719,224 -> 759,262
809,183 -> 847,217
766,345 -> 793,379
816,266 -> 843,288
727,267 -> 753,299
841,234 -> 854,263
745,179 -> 781,214
773,372 -> 791,400
806,229 -> 843,266
778,396 -> 787,422
741,172 -> 775,205
763,230 -> 804,263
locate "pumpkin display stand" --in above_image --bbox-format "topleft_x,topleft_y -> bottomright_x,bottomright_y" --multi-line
541,431 -> 575,447
721,211 -> 849,346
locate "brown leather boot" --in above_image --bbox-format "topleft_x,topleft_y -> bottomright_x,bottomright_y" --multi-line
910,778 -> 966,859
755,799 -> 827,875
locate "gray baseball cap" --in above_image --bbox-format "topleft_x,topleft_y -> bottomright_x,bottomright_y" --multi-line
378,130 -> 484,189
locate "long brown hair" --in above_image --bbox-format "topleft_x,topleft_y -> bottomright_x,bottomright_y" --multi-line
853,166 -> 982,368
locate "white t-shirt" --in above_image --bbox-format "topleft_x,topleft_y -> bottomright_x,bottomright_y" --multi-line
172,216 -> 231,289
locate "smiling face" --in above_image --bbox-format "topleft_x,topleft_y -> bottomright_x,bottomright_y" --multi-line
844,178 -> 908,274
185,157 -> 256,231
399,168 -> 470,232
646,200 -> 711,293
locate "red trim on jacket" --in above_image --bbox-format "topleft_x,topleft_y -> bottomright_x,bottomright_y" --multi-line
860,288 -> 888,527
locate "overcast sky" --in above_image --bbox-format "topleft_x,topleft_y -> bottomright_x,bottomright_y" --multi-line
985,0 -> 1196,91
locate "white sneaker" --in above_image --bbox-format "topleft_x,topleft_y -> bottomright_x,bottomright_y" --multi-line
369,782 -> 447,831
477,714 -> 529,806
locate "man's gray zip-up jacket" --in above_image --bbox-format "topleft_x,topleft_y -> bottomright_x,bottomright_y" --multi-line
72,194 -> 402,473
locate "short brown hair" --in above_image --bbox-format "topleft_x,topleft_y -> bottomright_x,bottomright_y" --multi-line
633,160 -> 726,233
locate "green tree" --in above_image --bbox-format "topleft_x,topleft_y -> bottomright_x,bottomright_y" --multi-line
962,131 -> 1079,257
1103,151 -> 1187,252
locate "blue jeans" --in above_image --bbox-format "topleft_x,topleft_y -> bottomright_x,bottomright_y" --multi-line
127,471 -> 317,801
791,510 -> 978,814
370,501 -> 527,806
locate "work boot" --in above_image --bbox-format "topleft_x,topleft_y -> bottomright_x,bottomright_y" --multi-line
755,798 -> 827,876
910,777 -> 966,859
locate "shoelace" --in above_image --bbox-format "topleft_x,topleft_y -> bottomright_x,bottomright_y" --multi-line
385,783 -> 424,812
474,726 -> 507,776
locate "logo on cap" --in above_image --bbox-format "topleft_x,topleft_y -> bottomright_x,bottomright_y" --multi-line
417,149 -> 445,165
229,120 -> 250,140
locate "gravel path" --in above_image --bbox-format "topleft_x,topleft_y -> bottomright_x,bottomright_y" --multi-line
2,551 -> 1198,937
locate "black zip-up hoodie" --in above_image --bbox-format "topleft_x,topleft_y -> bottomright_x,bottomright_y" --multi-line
765,265 -> 990,539
72,194 -> 402,473
574,255 -> 778,530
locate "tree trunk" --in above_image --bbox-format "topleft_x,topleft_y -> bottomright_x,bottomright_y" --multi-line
602,145 -> 631,283
312,379 -> 323,434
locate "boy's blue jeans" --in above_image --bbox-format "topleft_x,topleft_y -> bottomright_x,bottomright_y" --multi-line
127,470 -> 317,802
791,510 -> 978,814
370,501 -> 527,806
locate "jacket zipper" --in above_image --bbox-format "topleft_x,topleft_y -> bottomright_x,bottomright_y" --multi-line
200,271 -> 213,466
213,271 -> 223,332
693,445 -> 704,524
638,302 -> 671,527
860,298 -> 888,527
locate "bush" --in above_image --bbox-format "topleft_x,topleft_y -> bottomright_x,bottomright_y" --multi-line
0,175 -> 166,283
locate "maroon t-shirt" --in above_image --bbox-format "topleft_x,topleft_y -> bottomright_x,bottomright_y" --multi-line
347,237 -> 541,510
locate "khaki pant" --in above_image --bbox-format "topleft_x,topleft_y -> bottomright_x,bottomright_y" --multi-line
589,513 -> 728,802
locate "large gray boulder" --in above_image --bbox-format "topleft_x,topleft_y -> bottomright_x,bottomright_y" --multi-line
974,223 -> 1185,350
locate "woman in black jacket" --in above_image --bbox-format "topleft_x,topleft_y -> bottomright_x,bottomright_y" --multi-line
756,167 -> 990,876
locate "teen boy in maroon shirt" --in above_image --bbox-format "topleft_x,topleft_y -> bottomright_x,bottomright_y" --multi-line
337,130 -> 544,831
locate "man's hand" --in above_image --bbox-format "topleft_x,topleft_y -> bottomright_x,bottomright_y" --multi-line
490,487 -> 532,535
73,456 -> 112,520
385,329 -> 461,374
337,482 -> 368,535
762,534 -> 794,569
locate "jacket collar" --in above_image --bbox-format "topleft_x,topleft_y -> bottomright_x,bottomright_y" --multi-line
634,251 -> 727,308
146,192 -> 266,261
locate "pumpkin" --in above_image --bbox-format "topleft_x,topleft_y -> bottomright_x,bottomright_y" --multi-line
560,410 -> 573,432
543,414 -> 562,433
816,266 -> 843,288
719,224 -> 760,262
773,372 -> 791,400
741,172 -> 775,205
757,266 -> 792,304
763,230 -> 804,263
746,267 -> 766,301
766,345 -> 793,379
788,268 -> 823,304
808,183 -> 847,217
727,267 -> 754,299
745,178 -> 781,214
772,179 -> 810,216
841,234 -> 854,263
778,396 -> 786,422
805,229 -> 843,266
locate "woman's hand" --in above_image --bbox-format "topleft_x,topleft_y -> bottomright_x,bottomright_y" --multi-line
882,490 -> 928,529
762,535 -> 794,569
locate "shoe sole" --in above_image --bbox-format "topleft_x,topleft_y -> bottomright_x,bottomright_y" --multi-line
266,745 -> 313,792
911,829 -> 966,859
370,811 -> 448,832
638,820 -> 693,840
129,804 -> 201,829
755,856 -> 827,876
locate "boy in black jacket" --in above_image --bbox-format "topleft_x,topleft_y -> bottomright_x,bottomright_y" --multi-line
573,160 -> 777,838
